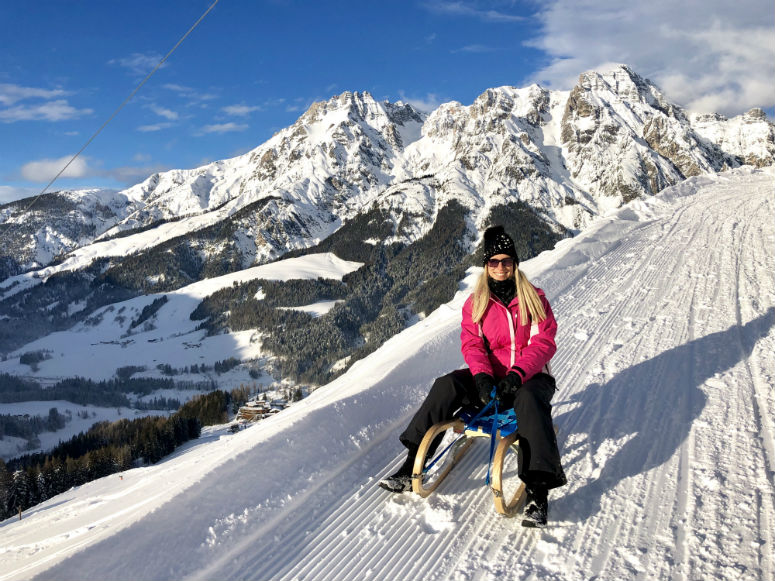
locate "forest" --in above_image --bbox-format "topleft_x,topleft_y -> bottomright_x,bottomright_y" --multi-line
0,388 -> 242,520
0,373 -> 214,407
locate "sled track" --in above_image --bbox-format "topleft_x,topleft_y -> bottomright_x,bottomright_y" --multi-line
190,176 -> 774,581
5,172 -> 771,581
542,180 -> 775,580
189,177 -> 773,581
202,441 -> 509,581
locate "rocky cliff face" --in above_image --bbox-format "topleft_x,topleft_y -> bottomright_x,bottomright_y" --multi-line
690,107 -> 775,168
2,65 -> 773,280
560,67 -> 734,208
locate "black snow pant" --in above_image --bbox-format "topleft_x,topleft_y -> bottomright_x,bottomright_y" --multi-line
399,368 -> 567,490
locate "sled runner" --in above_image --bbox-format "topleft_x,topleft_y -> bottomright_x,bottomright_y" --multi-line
412,400 -> 553,517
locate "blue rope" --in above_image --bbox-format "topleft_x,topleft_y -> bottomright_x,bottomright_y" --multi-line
422,433 -> 466,473
422,394 -> 496,474
476,388 -> 514,487
485,396 -> 499,486
423,386 -> 512,488
465,394 -> 496,424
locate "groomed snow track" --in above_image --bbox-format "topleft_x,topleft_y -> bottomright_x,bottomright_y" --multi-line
2,168 -> 773,581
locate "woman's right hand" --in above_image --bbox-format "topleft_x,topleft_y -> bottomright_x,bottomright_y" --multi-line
474,373 -> 496,405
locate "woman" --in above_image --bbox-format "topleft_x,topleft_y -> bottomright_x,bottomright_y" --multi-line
379,225 -> 566,528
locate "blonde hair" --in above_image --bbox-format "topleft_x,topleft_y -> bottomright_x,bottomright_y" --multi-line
471,267 -> 546,325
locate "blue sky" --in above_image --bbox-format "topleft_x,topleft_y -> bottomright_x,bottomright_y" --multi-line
1,0 -> 773,203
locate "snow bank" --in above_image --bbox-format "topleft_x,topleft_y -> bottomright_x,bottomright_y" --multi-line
1,169 -> 773,581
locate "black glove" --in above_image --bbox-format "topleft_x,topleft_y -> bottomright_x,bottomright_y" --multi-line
496,371 -> 522,402
473,373 -> 496,405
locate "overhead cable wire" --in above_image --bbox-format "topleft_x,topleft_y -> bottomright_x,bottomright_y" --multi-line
0,0 -> 220,252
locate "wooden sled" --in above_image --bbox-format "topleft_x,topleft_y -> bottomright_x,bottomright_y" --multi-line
412,409 -> 553,517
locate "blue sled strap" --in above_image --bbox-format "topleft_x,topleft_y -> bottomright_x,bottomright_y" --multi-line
423,395 -> 495,474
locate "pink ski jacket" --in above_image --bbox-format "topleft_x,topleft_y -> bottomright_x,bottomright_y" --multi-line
460,288 -> 557,382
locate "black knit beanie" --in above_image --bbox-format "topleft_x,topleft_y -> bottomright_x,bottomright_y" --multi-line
482,225 -> 519,266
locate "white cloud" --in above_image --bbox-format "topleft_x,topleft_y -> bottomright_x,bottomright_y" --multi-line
162,83 -> 219,105
15,154 -> 167,188
102,164 -> 168,185
527,0 -> 775,116
20,155 -> 91,182
222,104 -> 262,116
398,92 -> 444,113
285,97 -> 308,113
451,44 -> 497,53
201,93 -> 219,102
0,100 -> 93,122
137,122 -> 173,132
263,97 -> 288,109
199,122 -> 248,134
0,83 -> 69,106
109,52 -> 166,76
148,104 -> 179,120
423,1 -> 525,23
163,83 -> 194,93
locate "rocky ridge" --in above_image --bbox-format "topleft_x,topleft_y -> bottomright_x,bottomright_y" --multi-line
1,65 -> 772,281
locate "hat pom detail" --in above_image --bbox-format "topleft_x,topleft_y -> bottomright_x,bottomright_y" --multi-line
482,225 -> 519,266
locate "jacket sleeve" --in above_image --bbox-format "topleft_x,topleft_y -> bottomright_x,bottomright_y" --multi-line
460,295 -> 493,376
511,294 -> 557,382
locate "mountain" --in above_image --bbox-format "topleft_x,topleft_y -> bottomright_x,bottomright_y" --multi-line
1,168 -> 772,580
0,189 -> 126,281
0,64 -> 773,385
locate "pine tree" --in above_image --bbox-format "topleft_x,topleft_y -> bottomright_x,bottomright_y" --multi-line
9,469 -> 31,514
0,460 -> 12,519
37,459 -> 53,502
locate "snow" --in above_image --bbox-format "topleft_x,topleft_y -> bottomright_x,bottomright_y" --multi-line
1,192 -> 363,302
0,401 -> 169,461
1,168 -> 773,580
279,299 -> 343,317
394,115 -> 423,148
0,252 -> 361,382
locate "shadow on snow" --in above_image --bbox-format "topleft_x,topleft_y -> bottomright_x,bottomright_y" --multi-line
553,307 -> 774,523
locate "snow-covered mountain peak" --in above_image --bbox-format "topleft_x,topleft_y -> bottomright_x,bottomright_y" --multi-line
2,65 -> 773,285
466,84 -> 550,127
578,63 -> 652,94
296,90 -> 425,146
742,107 -> 768,122
689,107 -> 775,168
574,64 -> 684,123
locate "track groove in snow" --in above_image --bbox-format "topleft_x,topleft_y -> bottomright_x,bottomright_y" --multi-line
1,168 -> 772,581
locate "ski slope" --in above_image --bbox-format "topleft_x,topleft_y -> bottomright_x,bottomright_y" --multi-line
1,167 -> 773,581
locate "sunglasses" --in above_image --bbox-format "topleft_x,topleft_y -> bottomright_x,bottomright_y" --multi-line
487,257 -> 514,268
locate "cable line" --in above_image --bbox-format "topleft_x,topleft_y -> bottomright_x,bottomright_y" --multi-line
0,0 -> 220,256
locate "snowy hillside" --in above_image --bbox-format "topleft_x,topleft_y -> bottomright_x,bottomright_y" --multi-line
2,65 -> 773,391
2,65 -> 772,283
1,167 -> 772,580
0,253 -> 361,382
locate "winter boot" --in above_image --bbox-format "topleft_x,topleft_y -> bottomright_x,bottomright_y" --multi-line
521,485 -> 548,528
379,448 -> 418,493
